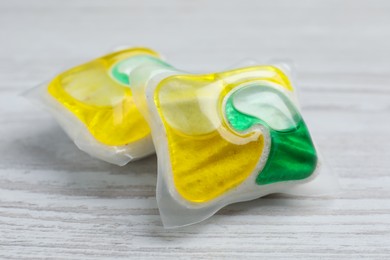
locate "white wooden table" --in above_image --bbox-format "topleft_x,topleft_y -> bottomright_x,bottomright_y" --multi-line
1,0 -> 390,259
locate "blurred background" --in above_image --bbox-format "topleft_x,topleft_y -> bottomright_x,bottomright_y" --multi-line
3,0 -> 390,85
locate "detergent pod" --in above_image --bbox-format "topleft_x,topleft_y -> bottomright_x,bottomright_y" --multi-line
26,47 -> 170,165
130,62 -> 338,228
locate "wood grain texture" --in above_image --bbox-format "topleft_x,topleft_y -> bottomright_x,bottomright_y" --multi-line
1,0 -> 390,259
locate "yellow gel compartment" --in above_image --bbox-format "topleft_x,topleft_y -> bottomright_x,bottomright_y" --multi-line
48,47 -> 160,146
154,66 -> 292,203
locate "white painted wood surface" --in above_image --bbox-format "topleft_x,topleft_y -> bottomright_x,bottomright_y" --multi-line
1,0 -> 390,259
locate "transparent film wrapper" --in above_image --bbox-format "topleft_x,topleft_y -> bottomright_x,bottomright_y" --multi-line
130,62 -> 339,228
25,47 -> 171,166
